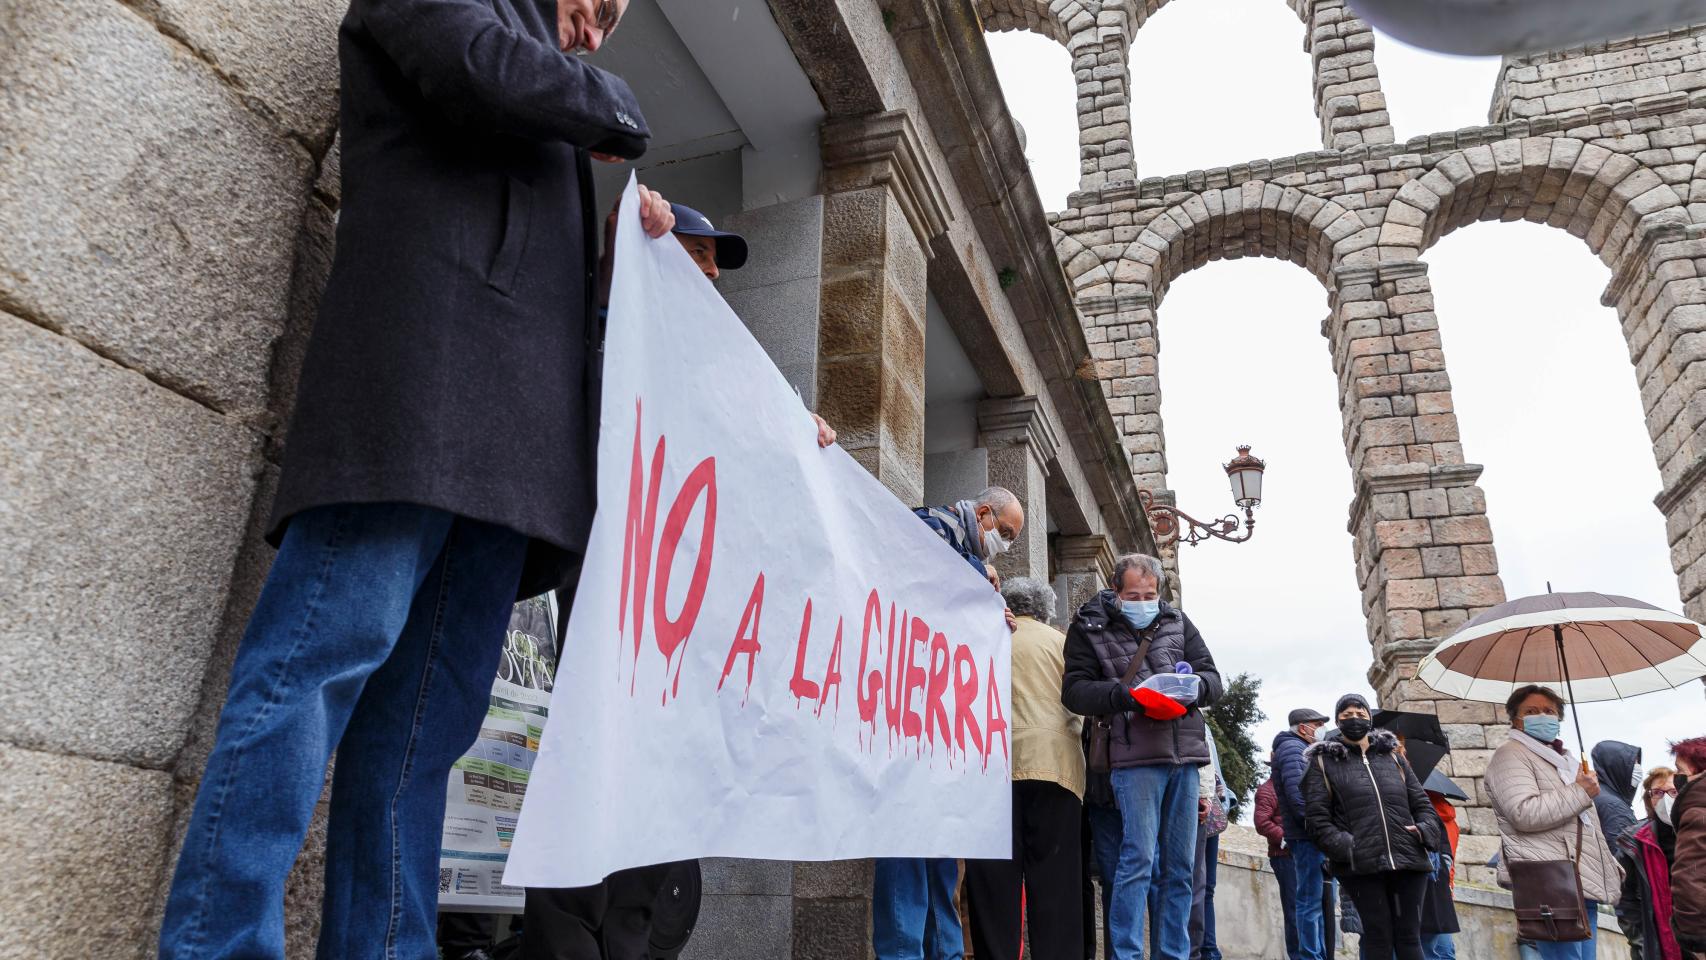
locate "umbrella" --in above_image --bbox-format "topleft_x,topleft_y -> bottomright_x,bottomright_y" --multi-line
1422,769 -> 1469,801
1373,709 -> 1450,780
1418,589 -> 1706,757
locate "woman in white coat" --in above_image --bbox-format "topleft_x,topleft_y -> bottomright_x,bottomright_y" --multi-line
1484,684 -> 1625,960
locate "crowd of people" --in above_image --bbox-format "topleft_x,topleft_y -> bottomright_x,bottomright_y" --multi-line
145,0 -> 1706,957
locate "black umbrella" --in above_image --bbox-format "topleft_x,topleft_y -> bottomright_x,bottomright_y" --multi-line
1372,710 -> 1451,780
1423,769 -> 1469,801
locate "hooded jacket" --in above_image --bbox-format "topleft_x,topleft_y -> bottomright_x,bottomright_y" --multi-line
1300,730 -> 1445,878
1272,729 -> 1313,841
1592,740 -> 1642,847
1060,592 -> 1222,769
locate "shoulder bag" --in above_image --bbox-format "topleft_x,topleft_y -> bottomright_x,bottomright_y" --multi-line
1087,631 -> 1152,774
1507,818 -> 1591,942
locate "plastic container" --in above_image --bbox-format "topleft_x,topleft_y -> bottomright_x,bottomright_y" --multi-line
1135,672 -> 1201,706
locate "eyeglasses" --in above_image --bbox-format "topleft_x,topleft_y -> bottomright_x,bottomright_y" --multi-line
1650,786 -> 1678,798
594,0 -> 621,38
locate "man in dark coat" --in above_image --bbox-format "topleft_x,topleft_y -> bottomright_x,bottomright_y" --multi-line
159,2 -> 677,957
1060,553 -> 1221,960
1272,708 -> 1329,960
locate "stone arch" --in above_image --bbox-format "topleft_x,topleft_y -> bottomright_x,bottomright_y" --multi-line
973,0 -> 1081,46
1383,137 -> 1689,269
1068,183 -> 1368,301
1379,136 -> 1706,626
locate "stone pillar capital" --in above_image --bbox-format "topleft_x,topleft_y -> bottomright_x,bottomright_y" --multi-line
976,395 -> 1060,466
1053,533 -> 1117,582
820,110 -> 952,257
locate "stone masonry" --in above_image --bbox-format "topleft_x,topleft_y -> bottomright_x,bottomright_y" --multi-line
980,1 -> 1706,879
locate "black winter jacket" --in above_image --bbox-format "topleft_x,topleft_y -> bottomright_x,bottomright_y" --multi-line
1060,592 -> 1222,768
1302,730 -> 1445,878
1272,729 -> 1312,840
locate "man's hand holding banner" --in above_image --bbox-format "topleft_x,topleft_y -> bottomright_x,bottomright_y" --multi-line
506,178 -> 1012,888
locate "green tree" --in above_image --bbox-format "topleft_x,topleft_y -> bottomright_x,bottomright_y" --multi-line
1206,673 -> 1265,823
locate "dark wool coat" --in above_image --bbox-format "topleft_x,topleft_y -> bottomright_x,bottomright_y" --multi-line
1301,730 -> 1445,878
268,0 -> 650,599
1060,592 -> 1222,769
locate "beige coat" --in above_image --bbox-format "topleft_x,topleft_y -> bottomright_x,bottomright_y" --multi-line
1010,616 -> 1085,799
1484,736 -> 1625,904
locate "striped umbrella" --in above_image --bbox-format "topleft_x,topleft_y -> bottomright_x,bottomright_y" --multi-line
1418,590 -> 1706,754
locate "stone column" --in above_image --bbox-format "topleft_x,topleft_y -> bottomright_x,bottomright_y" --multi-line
797,109 -> 950,958
1078,291 -> 1181,595
1291,0 -> 1395,150
1067,22 -> 1135,191
817,110 -> 951,509
1329,260 -> 1509,877
1053,533 -> 1117,627
978,395 -> 1060,583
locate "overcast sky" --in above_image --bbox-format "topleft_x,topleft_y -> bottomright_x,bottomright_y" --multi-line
988,0 -> 1705,797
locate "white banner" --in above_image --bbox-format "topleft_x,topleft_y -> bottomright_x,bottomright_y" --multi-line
506,177 -> 1012,887
438,593 -> 559,912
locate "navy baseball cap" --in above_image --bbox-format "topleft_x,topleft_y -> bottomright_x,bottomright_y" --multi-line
669,203 -> 748,270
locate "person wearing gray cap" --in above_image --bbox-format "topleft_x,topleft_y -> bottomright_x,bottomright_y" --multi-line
1271,706 -> 1329,960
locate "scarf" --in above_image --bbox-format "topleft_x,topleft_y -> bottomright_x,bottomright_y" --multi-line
1636,822 -> 1684,960
1510,729 -> 1595,827
952,499 -> 987,560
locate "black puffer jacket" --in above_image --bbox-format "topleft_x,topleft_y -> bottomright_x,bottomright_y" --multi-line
1302,730 -> 1445,877
1060,592 -> 1222,768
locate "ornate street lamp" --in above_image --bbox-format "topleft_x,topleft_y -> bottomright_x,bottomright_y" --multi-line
1138,445 -> 1267,547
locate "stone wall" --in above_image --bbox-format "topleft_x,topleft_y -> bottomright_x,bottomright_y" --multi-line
0,0 -> 343,955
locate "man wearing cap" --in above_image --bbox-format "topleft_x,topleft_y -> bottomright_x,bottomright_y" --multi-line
159,1 -> 679,957
1272,707 -> 1330,960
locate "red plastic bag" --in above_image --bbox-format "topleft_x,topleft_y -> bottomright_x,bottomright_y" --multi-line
1132,686 -> 1187,720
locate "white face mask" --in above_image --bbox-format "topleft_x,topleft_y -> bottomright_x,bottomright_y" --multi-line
1656,794 -> 1675,826
982,524 -> 1012,557
1632,765 -> 1644,790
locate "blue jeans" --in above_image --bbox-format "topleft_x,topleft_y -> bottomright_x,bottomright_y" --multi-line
159,503 -> 528,959
1271,856 -> 1300,960
1107,764 -> 1198,960
1290,838 -> 1327,960
1531,901 -> 1598,960
1420,932 -> 1456,959
873,857 -> 964,960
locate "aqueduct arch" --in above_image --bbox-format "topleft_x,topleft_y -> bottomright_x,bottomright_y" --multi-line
977,0 -> 1398,190
1011,10 -> 1706,867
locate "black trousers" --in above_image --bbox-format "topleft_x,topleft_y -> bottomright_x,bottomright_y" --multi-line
1340,871 -> 1429,960
520,865 -> 671,960
965,780 -> 1084,960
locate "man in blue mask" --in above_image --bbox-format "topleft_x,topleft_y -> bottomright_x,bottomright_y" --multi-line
870,485 -> 1024,960
1061,553 -> 1222,960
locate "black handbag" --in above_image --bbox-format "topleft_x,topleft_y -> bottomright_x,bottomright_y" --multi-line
1086,633 -> 1152,774
1507,818 -> 1591,942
